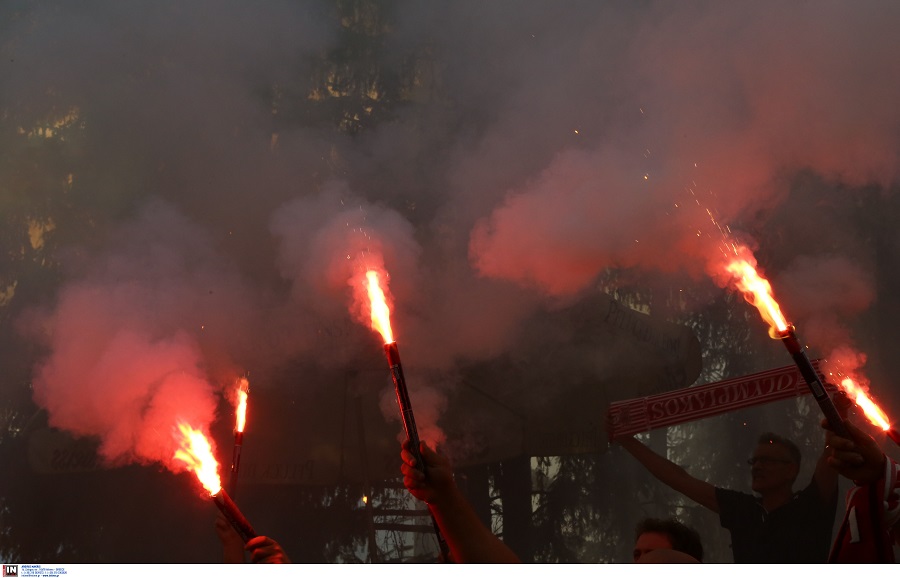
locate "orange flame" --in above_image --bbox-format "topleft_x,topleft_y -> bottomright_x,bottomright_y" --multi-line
839,377 -> 891,431
725,254 -> 790,336
174,423 -> 222,495
235,378 -> 249,434
365,270 -> 394,344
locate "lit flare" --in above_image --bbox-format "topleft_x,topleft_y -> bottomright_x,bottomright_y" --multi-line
839,377 -> 891,431
174,422 -> 222,495
360,267 -> 450,557
230,377 -> 249,497
365,270 -> 394,344
725,246 -> 849,436
174,422 -> 258,542
724,246 -> 894,437
725,254 -> 789,336
235,378 -> 249,433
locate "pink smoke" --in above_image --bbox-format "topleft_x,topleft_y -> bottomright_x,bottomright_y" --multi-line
468,2 -> 900,299
271,181 -> 453,438
20,200 -> 260,472
29,288 -> 218,469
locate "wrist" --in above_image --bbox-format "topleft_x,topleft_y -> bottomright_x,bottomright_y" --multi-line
426,480 -> 463,509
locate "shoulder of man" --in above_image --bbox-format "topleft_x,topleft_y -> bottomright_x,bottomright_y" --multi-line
715,486 -> 753,503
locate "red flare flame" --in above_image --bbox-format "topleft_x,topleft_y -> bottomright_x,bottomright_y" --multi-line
173,422 -> 222,495
725,251 -> 790,337
838,377 -> 891,431
365,270 -> 394,344
235,378 -> 249,434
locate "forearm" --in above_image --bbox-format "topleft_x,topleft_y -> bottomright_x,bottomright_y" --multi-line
618,436 -> 718,511
620,436 -> 689,483
428,485 -> 521,563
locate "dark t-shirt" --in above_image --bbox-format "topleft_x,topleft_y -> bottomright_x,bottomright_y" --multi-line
716,482 -> 838,563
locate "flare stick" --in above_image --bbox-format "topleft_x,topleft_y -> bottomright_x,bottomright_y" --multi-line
385,342 -> 424,471
383,341 -> 450,558
365,270 -> 449,557
230,381 -> 249,496
888,429 -> 900,446
230,431 -> 243,496
778,327 -> 850,438
212,487 -> 257,543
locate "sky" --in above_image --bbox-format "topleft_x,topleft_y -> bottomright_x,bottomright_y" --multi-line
3,0 -> 900,500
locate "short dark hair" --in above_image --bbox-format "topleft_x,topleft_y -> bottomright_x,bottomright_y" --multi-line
757,432 -> 801,465
635,518 -> 704,562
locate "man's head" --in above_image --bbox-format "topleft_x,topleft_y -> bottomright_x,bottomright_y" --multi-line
633,518 -> 703,563
750,432 -> 801,494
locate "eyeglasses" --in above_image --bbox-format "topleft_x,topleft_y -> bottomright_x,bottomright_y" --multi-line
747,457 -> 794,466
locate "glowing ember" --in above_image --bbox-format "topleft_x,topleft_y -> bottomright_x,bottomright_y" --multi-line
725,252 -> 789,336
365,270 -> 394,344
839,377 -> 891,431
235,378 -> 249,434
362,495 -> 368,504
174,423 -> 222,495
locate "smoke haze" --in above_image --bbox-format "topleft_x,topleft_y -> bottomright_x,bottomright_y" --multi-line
3,0 -> 900,485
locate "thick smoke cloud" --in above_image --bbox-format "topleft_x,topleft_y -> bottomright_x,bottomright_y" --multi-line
778,255 -> 876,345
21,200 -> 257,469
470,147 -> 714,294
5,0 -> 900,474
270,180 -> 422,328
466,0 -> 900,297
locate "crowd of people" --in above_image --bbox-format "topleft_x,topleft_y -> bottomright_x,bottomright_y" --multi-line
215,393 -> 900,564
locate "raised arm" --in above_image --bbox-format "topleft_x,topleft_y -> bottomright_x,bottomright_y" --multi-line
401,440 -> 521,563
617,436 -> 719,513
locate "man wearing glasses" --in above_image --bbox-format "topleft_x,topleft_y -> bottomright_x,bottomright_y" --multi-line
618,432 -> 838,562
